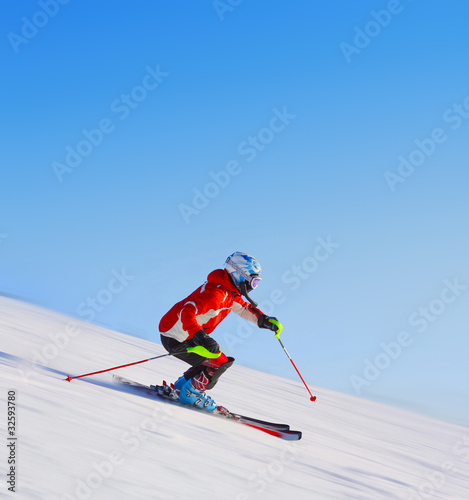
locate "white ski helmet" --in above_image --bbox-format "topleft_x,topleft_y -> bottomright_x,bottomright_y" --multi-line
224,252 -> 262,293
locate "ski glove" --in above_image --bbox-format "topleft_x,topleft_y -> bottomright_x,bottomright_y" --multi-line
258,315 -> 283,339
189,330 -> 220,354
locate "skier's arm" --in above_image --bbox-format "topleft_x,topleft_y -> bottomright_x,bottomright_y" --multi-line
179,303 -> 220,353
232,298 -> 283,338
179,301 -> 203,338
231,297 -> 263,324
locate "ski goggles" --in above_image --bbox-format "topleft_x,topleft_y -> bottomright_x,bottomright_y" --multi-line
249,276 -> 262,289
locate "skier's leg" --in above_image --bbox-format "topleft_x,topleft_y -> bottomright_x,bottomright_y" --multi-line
176,353 -> 233,411
205,357 -> 235,390
161,333 -> 233,389
160,334 -> 204,366
162,334 -> 233,411
180,351 -> 234,390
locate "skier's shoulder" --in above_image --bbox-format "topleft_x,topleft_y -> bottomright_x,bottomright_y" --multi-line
206,268 -> 231,288
204,269 -> 239,298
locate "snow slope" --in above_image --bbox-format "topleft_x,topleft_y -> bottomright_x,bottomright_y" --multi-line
0,296 -> 468,500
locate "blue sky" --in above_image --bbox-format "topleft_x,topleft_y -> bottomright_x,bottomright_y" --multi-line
1,1 -> 468,425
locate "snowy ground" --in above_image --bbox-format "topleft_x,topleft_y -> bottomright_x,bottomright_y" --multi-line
0,296 -> 468,500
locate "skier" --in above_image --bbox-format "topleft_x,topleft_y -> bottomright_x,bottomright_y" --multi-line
159,252 -> 283,412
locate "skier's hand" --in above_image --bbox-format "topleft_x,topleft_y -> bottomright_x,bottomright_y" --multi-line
189,330 -> 220,354
258,315 -> 283,339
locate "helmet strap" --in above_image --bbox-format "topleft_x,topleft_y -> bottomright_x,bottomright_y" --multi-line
238,281 -> 258,308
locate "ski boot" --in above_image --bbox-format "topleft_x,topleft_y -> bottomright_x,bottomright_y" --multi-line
174,375 -> 218,412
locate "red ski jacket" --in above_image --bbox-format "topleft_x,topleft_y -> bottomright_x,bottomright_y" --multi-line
159,269 -> 263,342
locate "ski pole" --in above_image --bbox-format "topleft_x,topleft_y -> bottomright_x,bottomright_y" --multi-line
64,345 -> 222,382
64,353 -> 173,382
277,337 -> 317,402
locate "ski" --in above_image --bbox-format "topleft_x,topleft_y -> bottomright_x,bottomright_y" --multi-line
113,375 -> 302,441
230,414 -> 291,431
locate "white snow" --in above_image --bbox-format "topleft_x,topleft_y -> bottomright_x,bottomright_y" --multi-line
1,296 -> 468,500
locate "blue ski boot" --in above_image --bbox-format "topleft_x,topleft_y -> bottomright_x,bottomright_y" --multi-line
174,375 -> 218,412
